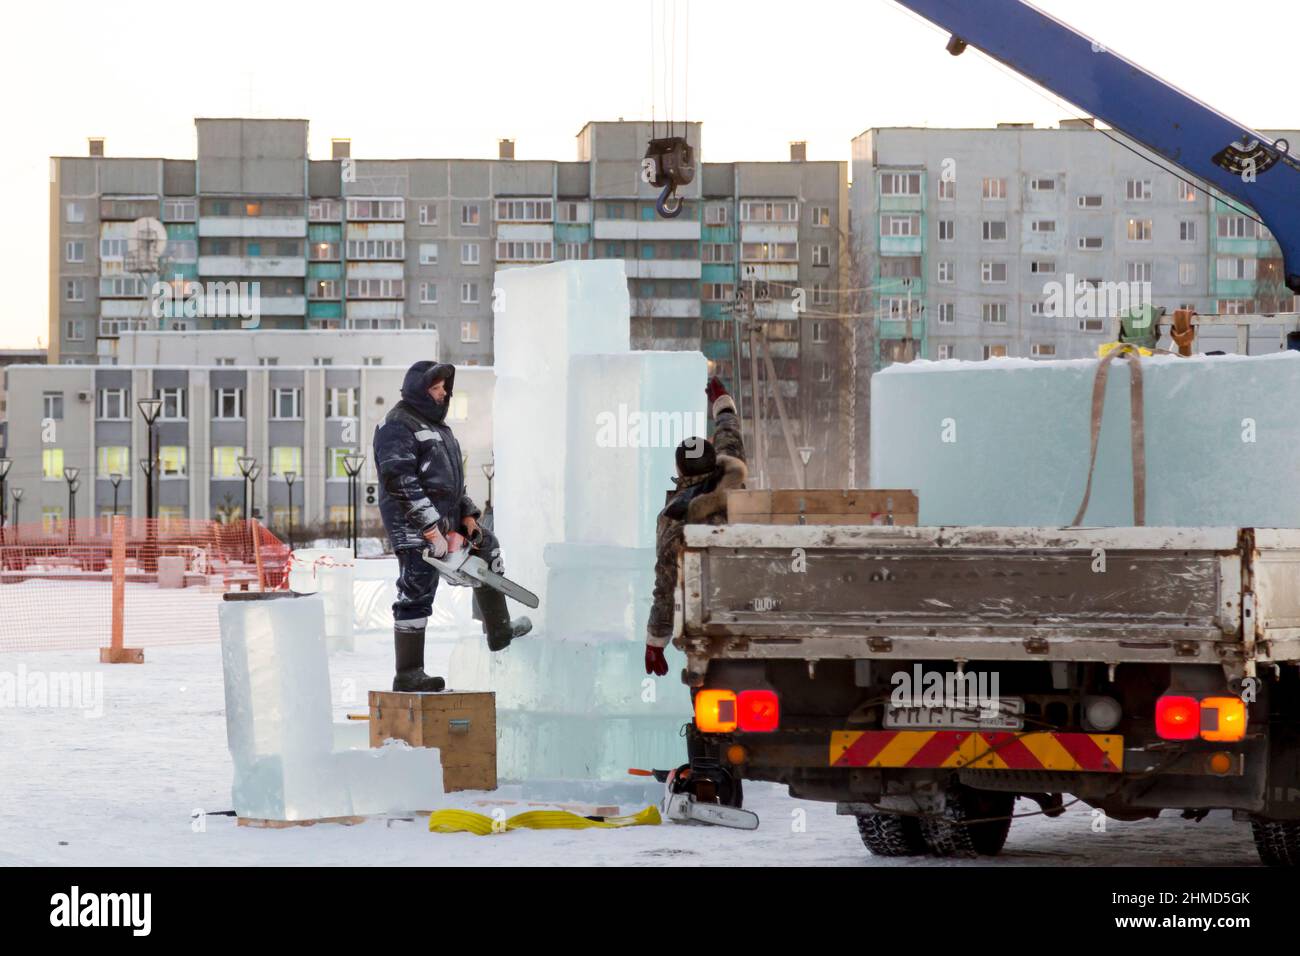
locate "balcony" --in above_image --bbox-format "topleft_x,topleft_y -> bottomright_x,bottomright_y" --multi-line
198,217 -> 307,238
346,301 -> 403,320
623,259 -> 702,279
258,296 -> 307,317
198,257 -> 306,278
631,298 -> 701,318
497,223 -> 554,242
346,262 -> 403,280
738,263 -> 798,282
593,219 -> 701,241
739,223 -> 798,244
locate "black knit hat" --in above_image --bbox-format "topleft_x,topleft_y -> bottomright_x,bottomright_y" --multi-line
676,437 -> 716,477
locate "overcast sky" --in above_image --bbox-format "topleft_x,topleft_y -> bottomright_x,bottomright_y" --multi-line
4,0 -> 1296,349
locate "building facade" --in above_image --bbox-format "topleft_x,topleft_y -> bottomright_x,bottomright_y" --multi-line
851,123 -> 1300,366
3,330 -> 496,535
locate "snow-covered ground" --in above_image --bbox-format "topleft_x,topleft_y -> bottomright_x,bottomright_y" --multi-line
0,628 -> 1262,867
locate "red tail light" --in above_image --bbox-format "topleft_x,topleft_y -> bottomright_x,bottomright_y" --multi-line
1155,695 -> 1200,740
737,690 -> 780,732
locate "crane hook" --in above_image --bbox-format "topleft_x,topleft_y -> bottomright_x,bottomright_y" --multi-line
656,182 -> 684,219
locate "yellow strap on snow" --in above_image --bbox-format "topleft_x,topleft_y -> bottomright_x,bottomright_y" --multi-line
428,804 -> 661,835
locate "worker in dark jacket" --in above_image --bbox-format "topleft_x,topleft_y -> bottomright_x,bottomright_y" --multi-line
374,360 -> 532,692
645,376 -> 747,676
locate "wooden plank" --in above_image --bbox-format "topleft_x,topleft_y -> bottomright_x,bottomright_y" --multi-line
726,489 -> 918,518
738,513 -> 919,527
237,815 -> 366,828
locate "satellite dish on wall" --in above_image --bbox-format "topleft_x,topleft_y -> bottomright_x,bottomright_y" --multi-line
126,217 -> 167,273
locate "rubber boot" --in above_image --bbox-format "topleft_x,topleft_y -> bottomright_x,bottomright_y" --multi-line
474,586 -> 533,652
392,627 -> 445,692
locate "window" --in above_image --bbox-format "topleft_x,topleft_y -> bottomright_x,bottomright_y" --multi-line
64,279 -> 84,302
1218,299 -> 1255,315
983,344 -> 1009,359
702,283 -> 735,302
879,256 -> 921,278
461,281 -> 480,304
99,238 -> 128,259
215,357 -> 235,367
270,446 -> 302,478
937,179 -> 955,201
313,357 -> 333,366
42,448 -> 64,480
1180,262 -> 1196,285
1031,343 -> 1056,357
1077,194 -> 1103,208
742,242 -> 798,262
345,278 -> 404,298
1076,318 -> 1106,332
1078,236 -> 1104,250
346,238 -> 404,260
1031,220 -> 1056,233
812,284 -> 831,306
461,242 -> 480,265
214,387 -> 243,419
65,240 -> 85,263
419,282 -> 438,304
559,241 -> 590,260
98,387 -> 128,420
704,204 -> 729,225
97,446 -> 129,478
1030,177 -> 1056,192
880,215 -> 920,237
99,276 -> 148,297
160,446 -> 187,477
982,178 -> 1007,200
981,261 -> 1008,283
701,243 -> 733,263
1126,179 -> 1152,201
419,243 -> 439,265
308,199 -> 342,221
1031,260 -> 1057,275
1217,215 -> 1253,239
1127,218 -> 1153,241
309,241 -> 340,261
937,260 -> 954,283
811,320 -> 829,342
326,386 -> 358,419
1217,257 -> 1258,280
880,297 -> 921,319
346,198 -> 404,221
212,447 -> 245,479
496,240 -> 553,262
880,173 -> 921,196
461,320 -> 480,343
938,219 -> 954,242
64,319 -> 85,341
418,203 -> 438,226
982,303 -> 1008,324
1180,221 -> 1197,242
158,387 -> 186,420
812,245 -> 830,267
1128,261 -> 1153,283
982,220 -> 1008,241
327,448 -> 356,479
811,206 -> 831,227
65,201 -> 85,223
43,392 -> 64,420
495,199 -> 553,222
1030,301 -> 1047,316
1179,182 -> 1198,202
271,387 -> 301,420
936,344 -> 955,359
936,303 -> 955,324
461,203 -> 480,226
42,506 -> 64,532
310,279 -> 341,300
363,357 -> 382,366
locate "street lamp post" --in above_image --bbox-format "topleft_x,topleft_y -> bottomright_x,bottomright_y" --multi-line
10,487 -> 21,541
481,459 -> 495,529
136,398 -> 162,521
236,456 -> 256,523
109,472 -> 122,517
64,467 -> 80,544
248,464 -> 262,522
284,471 -> 297,551
343,453 -> 366,557
0,457 -> 11,528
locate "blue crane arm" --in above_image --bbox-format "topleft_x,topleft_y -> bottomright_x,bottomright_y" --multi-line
894,0 -> 1300,293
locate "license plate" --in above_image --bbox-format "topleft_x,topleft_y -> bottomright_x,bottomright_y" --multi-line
884,698 -> 1025,731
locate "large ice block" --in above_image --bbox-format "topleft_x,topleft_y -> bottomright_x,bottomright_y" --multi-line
567,351 -> 708,547
871,352 -> 1300,527
219,595 -> 443,820
287,548 -> 356,652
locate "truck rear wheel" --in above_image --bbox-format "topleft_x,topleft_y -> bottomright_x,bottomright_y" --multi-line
1250,817 -> 1300,867
855,812 -> 929,857
920,785 -> 1014,858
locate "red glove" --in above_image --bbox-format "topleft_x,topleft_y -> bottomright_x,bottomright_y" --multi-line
706,376 -> 728,404
645,645 -> 668,676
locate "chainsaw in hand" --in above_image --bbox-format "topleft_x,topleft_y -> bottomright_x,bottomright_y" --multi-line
420,531 -> 539,608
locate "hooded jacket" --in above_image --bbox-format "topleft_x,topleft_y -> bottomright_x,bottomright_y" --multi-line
373,361 -> 481,550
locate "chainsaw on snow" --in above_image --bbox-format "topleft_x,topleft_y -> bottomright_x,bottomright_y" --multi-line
421,531 -> 539,608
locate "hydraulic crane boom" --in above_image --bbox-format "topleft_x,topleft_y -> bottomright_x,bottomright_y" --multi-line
893,0 -> 1300,293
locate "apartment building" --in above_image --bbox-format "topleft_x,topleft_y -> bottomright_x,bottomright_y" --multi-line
49,118 -> 853,488
2,330 -> 497,533
851,122 -> 1300,366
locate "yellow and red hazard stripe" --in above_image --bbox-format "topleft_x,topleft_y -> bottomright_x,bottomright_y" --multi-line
829,730 -> 1123,773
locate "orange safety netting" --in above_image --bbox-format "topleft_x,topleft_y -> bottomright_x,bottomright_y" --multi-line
0,518 -> 289,653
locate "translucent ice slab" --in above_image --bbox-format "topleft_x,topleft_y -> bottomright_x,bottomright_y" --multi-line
870,352 -> 1300,527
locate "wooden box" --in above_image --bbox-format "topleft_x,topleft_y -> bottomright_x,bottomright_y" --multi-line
369,690 -> 497,793
725,489 -> 919,526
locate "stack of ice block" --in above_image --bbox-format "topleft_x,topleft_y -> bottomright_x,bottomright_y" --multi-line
451,260 -> 706,780
870,352 -> 1300,527
219,595 -> 442,820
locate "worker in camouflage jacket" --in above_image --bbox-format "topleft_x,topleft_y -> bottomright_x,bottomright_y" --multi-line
645,376 -> 747,676
374,360 -> 532,692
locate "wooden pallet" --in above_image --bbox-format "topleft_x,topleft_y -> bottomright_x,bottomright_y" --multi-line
236,815 -> 366,829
